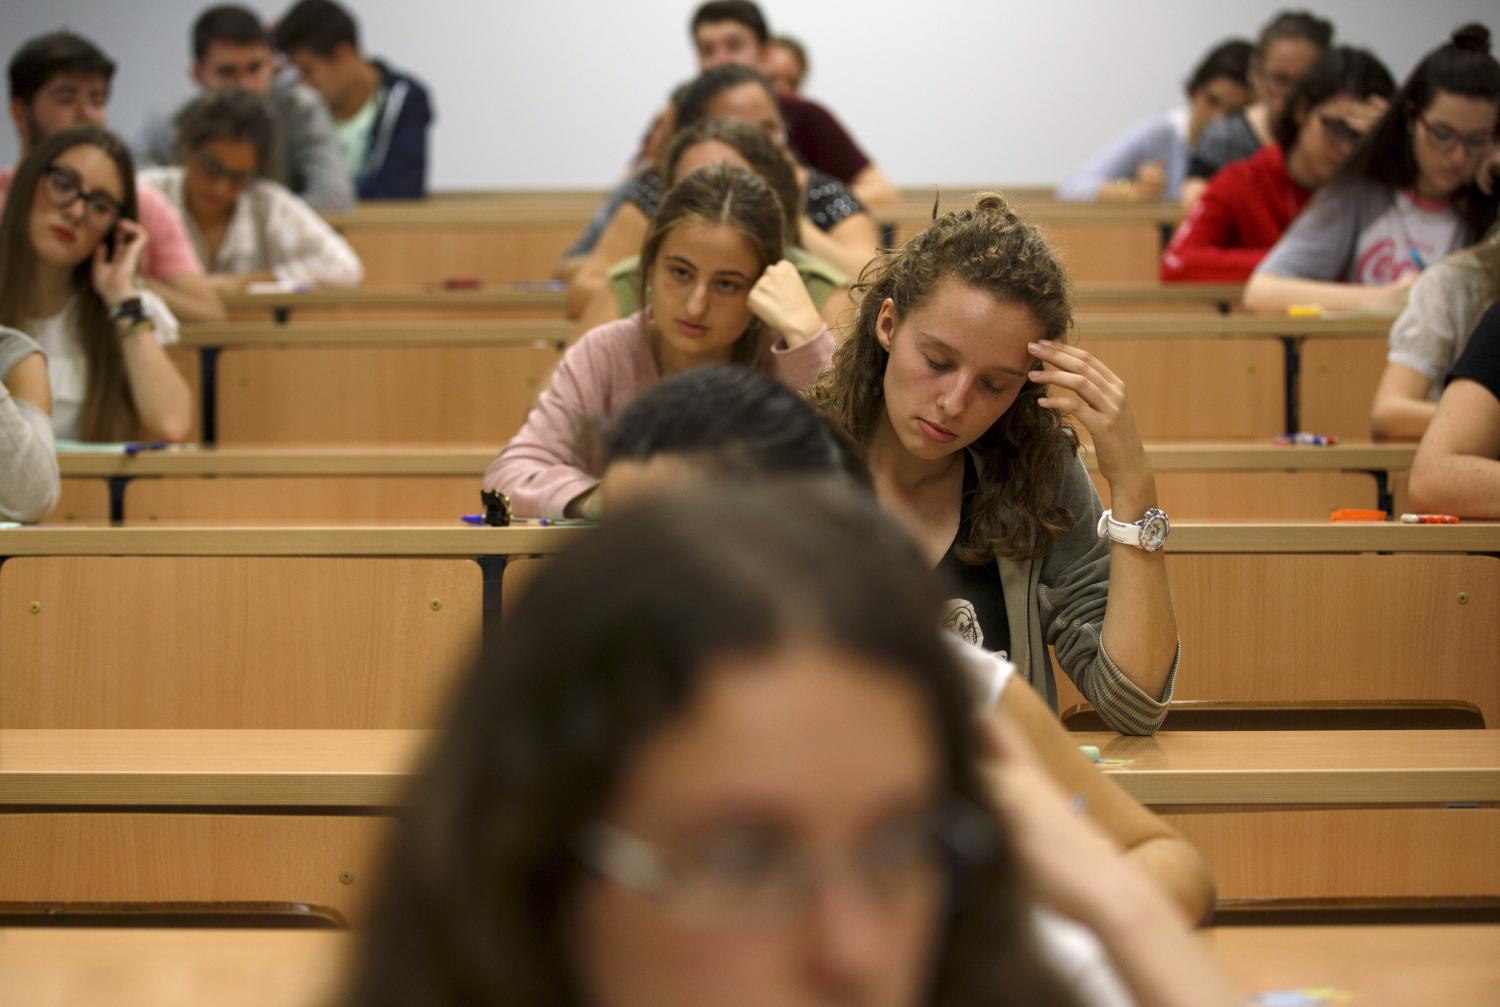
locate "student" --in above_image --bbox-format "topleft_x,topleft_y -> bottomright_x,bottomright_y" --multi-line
810,195 -> 1178,737
571,65 -> 877,315
139,88 -> 363,293
1058,39 -> 1252,202
683,1 -> 898,211
5,31 -> 224,323
1182,9 -> 1334,205
0,126 -> 193,443
1373,225 -> 1500,439
340,482 -> 1237,1007
1246,26 -> 1500,312
764,34 -> 808,97
273,0 -> 433,200
599,366 -> 1217,922
137,4 -> 354,212
1409,302 -> 1500,517
585,117 -> 850,329
1161,46 -> 1394,283
0,327 -> 60,523
484,165 -> 835,519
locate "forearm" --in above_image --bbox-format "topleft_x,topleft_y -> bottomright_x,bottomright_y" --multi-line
849,165 -> 899,211
1098,477 -> 1178,699
146,275 -> 227,323
119,328 -> 194,442
1408,453 -> 1500,517
1177,178 -> 1207,209
1077,874 -> 1239,1007
798,218 -> 874,279
1244,273 -> 1389,312
1123,834 -> 1215,925
1371,393 -> 1438,441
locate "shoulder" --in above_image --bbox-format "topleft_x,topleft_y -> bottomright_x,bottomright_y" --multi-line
572,312 -> 651,360
787,245 -> 849,288
375,59 -> 432,104
133,180 -> 180,216
136,165 -> 181,195
0,325 -> 43,376
779,93 -> 839,128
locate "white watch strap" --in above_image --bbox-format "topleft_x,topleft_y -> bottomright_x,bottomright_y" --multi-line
1096,509 -> 1143,547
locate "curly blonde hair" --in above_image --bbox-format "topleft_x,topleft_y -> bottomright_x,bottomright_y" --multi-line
809,193 -> 1079,563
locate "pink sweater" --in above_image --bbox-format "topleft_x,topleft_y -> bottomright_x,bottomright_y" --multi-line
484,311 -> 835,517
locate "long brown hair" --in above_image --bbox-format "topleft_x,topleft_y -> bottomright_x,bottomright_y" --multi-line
639,163 -> 787,369
810,193 -> 1078,563
1452,220 -> 1500,305
659,116 -> 801,238
0,124 -> 140,441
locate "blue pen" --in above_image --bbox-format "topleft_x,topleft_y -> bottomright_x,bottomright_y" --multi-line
1408,246 -> 1427,270
459,514 -> 486,525
123,440 -> 167,456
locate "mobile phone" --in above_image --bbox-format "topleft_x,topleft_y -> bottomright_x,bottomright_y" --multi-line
101,226 -> 117,260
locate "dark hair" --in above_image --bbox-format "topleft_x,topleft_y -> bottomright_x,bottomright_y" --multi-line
660,116 -> 801,236
8,31 -> 115,104
0,125 -> 139,441
1337,25 -> 1500,238
690,0 -> 769,45
810,194 -> 1078,564
340,482 -> 1082,1007
1272,46 -> 1396,150
604,366 -> 872,491
173,87 -> 275,172
769,34 -> 808,80
638,164 -> 787,368
676,64 -> 780,135
1185,39 -> 1252,96
1257,9 -> 1334,57
191,5 -> 268,62
272,0 -> 359,57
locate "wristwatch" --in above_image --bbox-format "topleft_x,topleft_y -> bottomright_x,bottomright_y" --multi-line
1096,508 -> 1171,552
108,296 -> 151,336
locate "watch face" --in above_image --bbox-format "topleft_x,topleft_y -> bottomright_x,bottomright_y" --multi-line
1140,511 -> 1170,551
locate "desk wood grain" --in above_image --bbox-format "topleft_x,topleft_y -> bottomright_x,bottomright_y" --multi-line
0,524 -> 587,557
181,318 -> 574,348
1071,730 -> 1500,805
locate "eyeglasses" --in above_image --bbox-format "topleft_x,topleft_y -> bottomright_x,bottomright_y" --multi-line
1317,114 -> 1368,146
193,150 -> 256,188
1416,114 -> 1496,157
40,165 -> 124,230
577,800 -> 996,930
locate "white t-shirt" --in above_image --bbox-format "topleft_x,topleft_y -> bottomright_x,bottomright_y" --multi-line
24,291 -> 179,440
335,91 -> 380,180
1387,257 -> 1498,392
947,633 -> 1017,709
1034,907 -> 1138,1007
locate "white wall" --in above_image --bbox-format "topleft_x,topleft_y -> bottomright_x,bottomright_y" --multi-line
0,0 -> 1494,189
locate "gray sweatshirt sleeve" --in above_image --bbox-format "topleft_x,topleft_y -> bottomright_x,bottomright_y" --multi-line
1039,458 -> 1177,735
278,84 -> 355,212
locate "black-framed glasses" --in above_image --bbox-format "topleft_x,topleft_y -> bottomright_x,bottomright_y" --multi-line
193,149 -> 257,188
576,799 -> 998,930
41,165 -> 123,230
1417,114 -> 1496,157
1317,114 -> 1367,147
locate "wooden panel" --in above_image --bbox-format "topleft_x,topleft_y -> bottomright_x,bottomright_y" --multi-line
40,479 -> 110,525
1166,808 -> 1500,900
0,556 -> 482,728
0,812 -> 389,924
500,555 -> 551,624
1070,338 -> 1283,439
0,928 -> 350,1007
1202,924 -> 1500,1007
0,524 -> 588,557
123,477 -> 481,523
1168,554 -> 1500,723
343,224 -> 575,285
1301,337 -> 1389,439
215,345 -> 561,445
1092,470 -> 1383,519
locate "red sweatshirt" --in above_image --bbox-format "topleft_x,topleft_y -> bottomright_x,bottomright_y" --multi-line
1160,144 -> 1313,283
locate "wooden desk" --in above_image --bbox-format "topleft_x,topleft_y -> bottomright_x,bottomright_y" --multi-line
0,929 -> 351,1007
1071,730 -> 1500,806
1202,924 -> 1500,1007
1167,521 -> 1500,553
180,318 -> 574,348
0,524 -> 584,557
221,285 -> 567,322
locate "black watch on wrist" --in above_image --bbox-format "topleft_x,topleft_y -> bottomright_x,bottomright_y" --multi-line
108,296 -> 147,327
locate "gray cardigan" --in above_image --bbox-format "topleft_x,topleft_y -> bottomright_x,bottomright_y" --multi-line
0,327 -> 60,523
990,453 -> 1178,735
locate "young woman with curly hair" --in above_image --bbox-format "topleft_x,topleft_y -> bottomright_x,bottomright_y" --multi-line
810,194 -> 1179,736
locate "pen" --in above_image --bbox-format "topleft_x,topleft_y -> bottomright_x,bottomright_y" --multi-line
1408,247 -> 1427,270
459,514 -> 486,525
1276,432 -> 1338,446
123,440 -> 168,455
1400,513 -> 1460,524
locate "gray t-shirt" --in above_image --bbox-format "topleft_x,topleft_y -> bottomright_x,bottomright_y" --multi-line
1388,257 -> 1497,392
1255,179 -> 1469,286
138,81 -> 354,212
0,327 -> 60,523
1188,110 -> 1261,179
